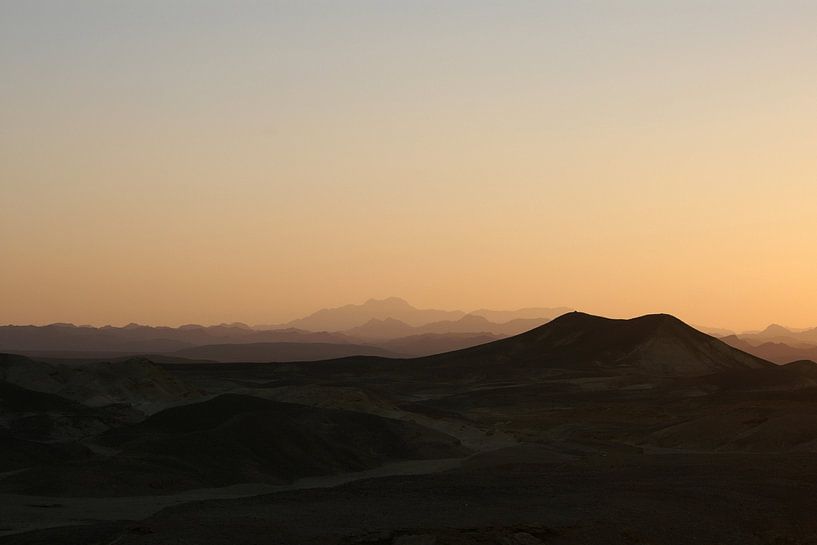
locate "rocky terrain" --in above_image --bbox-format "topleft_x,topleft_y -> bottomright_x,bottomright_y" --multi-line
2,313 -> 817,544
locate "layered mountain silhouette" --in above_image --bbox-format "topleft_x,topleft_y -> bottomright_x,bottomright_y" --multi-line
738,323 -> 817,346
283,297 -> 466,330
0,298 -> 572,359
345,314 -> 547,340
280,297 -> 570,332
721,335 -> 817,365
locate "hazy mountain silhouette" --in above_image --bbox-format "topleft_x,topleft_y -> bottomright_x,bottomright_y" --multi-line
345,314 -> 550,340
740,324 -> 817,345
282,297 -> 466,331
721,335 -> 817,365
281,297 -> 572,332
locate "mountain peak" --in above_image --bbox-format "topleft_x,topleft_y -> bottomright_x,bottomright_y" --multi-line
761,323 -> 793,335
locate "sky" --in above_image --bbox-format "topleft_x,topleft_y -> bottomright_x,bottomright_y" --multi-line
2,1 -> 816,330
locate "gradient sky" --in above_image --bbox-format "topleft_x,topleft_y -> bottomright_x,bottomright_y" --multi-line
2,1 -> 816,330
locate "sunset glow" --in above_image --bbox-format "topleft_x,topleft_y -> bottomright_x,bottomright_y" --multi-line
2,2 -> 816,330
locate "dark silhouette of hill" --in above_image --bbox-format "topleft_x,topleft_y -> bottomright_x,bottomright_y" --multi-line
696,359 -> 817,392
1,394 -> 468,496
416,312 -> 773,377
721,335 -> 817,364
0,353 -> 200,411
0,372 -> 139,472
172,342 -> 399,362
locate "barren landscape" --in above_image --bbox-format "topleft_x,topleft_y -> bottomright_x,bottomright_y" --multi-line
3,312 -> 817,544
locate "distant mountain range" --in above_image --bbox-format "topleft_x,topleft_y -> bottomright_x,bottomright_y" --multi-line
276,297 -> 572,332
0,298 -> 572,360
344,314 -> 548,340
4,298 -> 815,364
721,335 -> 817,365
736,324 -> 817,346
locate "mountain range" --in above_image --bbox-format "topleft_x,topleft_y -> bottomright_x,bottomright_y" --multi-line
4,298 -> 816,365
274,297 -> 572,331
0,298 -> 572,360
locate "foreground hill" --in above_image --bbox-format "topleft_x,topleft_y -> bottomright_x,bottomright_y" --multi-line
1,394 -> 468,496
0,353 -> 200,412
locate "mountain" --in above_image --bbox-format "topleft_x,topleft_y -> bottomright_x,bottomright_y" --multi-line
419,312 -> 772,377
0,300 -> 571,356
283,297 -> 467,331
721,335 -> 817,364
172,342 -> 399,363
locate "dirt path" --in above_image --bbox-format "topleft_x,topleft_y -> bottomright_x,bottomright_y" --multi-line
0,457 -> 463,537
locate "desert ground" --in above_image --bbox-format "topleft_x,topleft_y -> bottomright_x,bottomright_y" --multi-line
3,313 -> 817,544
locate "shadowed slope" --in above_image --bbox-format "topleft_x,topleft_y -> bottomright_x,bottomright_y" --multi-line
1,394 -> 468,496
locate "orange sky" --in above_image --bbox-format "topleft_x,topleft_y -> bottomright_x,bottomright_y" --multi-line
2,2 -> 816,330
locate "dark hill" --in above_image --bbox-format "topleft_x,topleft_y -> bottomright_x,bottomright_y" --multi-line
420,312 -> 772,377
2,394 -> 468,496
